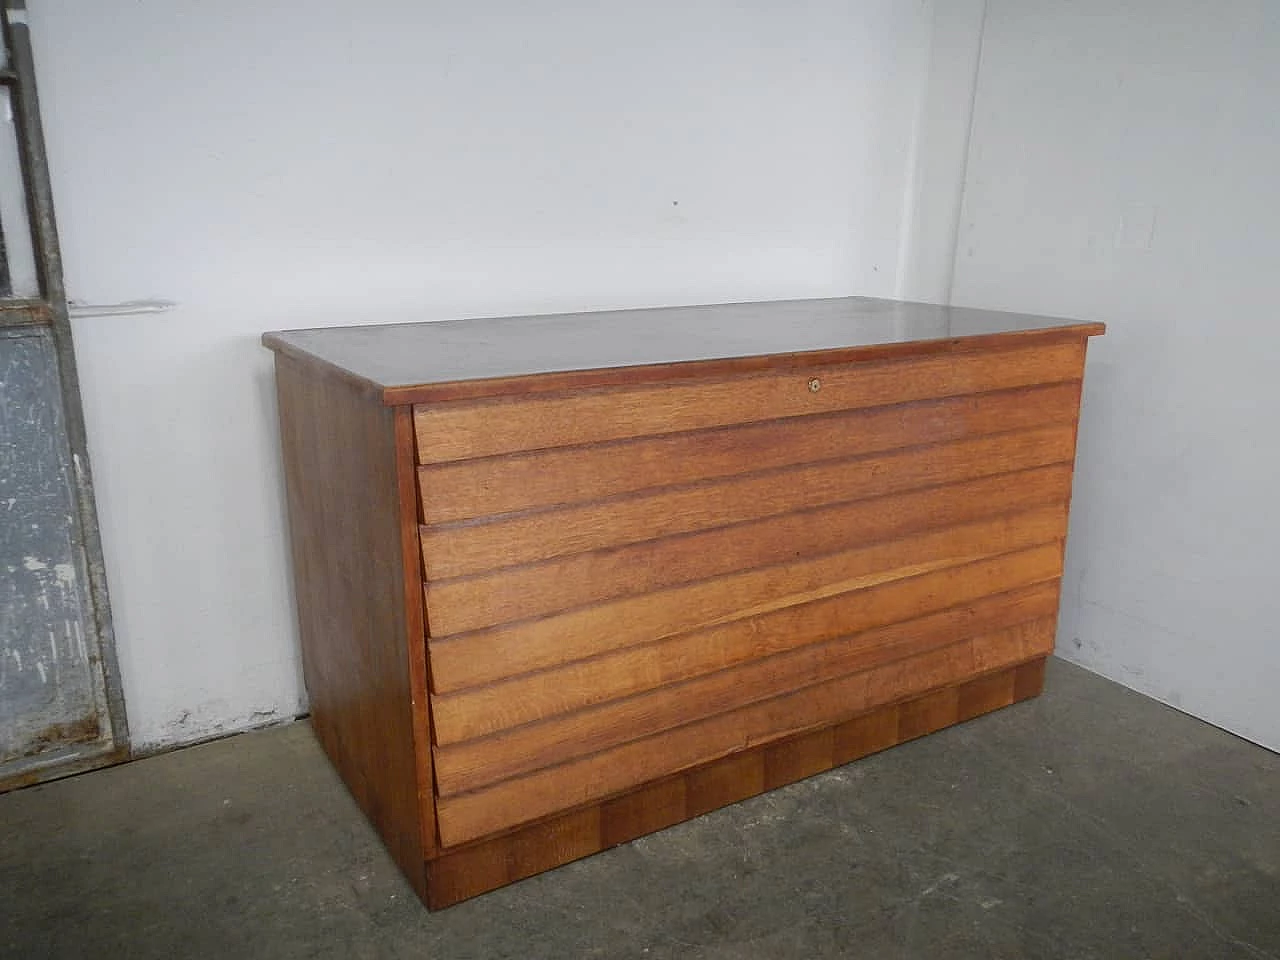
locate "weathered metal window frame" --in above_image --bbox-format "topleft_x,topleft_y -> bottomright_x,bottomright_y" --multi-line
0,1 -> 129,788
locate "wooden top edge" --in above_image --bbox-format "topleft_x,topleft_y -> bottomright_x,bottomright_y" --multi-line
261,297 -> 1105,405
380,324 -> 1102,405
265,335 -> 387,399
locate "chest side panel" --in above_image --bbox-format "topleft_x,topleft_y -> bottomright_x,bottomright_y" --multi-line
274,356 -> 434,882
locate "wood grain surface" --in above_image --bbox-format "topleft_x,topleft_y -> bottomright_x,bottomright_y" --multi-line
433,590 -> 1062,796
424,656 -> 1048,903
428,515 -> 1066,694
413,340 -> 1084,463
430,580 -> 1061,746
394,406 -> 438,858
273,356 -> 433,895
435,619 -> 1054,845
419,329 -> 1083,842
420,424 -> 1076,580
424,465 -> 1073,637
418,382 -> 1081,524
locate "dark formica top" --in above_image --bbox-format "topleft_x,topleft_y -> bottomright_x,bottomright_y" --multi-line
263,296 -> 1104,404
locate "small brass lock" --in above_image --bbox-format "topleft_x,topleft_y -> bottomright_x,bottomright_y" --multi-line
807,377 -> 821,393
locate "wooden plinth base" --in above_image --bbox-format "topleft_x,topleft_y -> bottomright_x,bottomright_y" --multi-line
422,657 -> 1046,909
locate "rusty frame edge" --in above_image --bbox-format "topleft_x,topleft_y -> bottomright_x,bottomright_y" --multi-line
1,2 -> 131,773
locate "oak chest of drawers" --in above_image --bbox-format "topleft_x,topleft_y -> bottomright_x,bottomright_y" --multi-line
263,296 -> 1103,908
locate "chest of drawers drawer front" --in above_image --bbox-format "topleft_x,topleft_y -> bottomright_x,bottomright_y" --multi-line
425,463 -> 1075,640
411,339 -> 1085,464
429,531 -> 1066,797
416,342 -> 1090,848
434,612 -> 1058,846
420,423 -> 1076,584
417,380 -> 1082,526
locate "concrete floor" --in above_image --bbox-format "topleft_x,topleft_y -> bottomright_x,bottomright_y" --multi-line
2,659 -> 1278,960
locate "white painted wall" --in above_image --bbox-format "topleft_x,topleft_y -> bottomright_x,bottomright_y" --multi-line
952,0 -> 1280,748
28,1 -> 958,747
897,0 -> 986,303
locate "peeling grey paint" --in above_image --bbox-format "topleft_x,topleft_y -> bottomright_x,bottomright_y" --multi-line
0,328 -> 105,762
